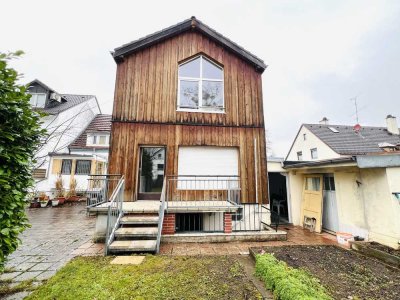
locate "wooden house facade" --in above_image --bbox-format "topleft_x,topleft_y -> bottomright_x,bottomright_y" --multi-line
108,17 -> 268,207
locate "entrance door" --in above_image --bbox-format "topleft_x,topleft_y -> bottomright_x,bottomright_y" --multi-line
322,174 -> 339,232
301,175 -> 323,233
138,147 -> 165,200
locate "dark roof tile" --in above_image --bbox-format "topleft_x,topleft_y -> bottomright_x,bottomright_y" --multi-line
304,124 -> 400,155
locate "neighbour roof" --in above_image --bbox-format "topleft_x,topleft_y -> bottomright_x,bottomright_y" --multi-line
69,114 -> 112,149
27,79 -> 98,115
304,123 -> 400,155
43,94 -> 97,114
284,157 -> 356,169
112,16 -> 267,72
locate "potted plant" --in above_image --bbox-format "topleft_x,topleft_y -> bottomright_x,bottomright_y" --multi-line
39,192 -> 49,208
55,174 -> 66,205
66,178 -> 80,201
28,190 -> 40,208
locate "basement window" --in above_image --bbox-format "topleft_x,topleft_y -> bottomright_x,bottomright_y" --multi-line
177,55 -> 224,113
176,213 -> 203,232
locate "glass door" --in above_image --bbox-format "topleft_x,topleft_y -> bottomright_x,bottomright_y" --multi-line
138,147 -> 165,200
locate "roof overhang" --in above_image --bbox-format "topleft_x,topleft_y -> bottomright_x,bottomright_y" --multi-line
112,17 -> 267,72
283,157 -> 357,170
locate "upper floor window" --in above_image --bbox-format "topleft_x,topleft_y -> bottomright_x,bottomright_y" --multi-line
29,93 -> 46,108
177,55 -> 224,113
310,148 -> 318,159
87,134 -> 110,146
303,133 -> 307,141
297,151 -> 303,161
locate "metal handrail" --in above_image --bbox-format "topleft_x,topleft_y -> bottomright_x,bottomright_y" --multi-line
156,177 -> 167,253
104,176 -> 125,255
261,205 -> 281,232
86,174 -> 122,209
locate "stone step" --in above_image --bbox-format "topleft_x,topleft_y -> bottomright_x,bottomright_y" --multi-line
120,215 -> 159,225
115,227 -> 158,238
109,240 -> 157,252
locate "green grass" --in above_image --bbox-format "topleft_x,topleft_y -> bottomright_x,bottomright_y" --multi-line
27,255 -> 261,300
255,254 -> 333,300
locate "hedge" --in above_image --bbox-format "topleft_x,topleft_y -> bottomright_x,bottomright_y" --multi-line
255,253 -> 333,300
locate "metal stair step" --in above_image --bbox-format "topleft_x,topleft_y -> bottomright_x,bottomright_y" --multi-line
120,216 -> 159,225
109,240 -> 157,252
115,227 -> 158,238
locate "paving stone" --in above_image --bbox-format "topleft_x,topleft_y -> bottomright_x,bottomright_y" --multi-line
110,256 -> 145,265
14,262 -> 37,272
29,262 -> 54,271
35,270 -> 57,281
0,272 -> 22,280
3,291 -> 31,300
13,271 -> 42,282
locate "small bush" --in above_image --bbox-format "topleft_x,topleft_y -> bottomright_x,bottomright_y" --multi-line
255,253 -> 332,300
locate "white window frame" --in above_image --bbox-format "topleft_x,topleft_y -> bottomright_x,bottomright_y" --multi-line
86,134 -> 110,146
29,93 -> 47,108
177,55 -> 225,114
310,148 -> 318,159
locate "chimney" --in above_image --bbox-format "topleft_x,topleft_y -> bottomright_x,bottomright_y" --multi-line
386,115 -> 399,135
319,117 -> 329,125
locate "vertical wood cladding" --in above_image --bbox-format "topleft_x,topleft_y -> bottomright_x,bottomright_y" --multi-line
113,31 -> 264,127
108,123 -> 268,204
110,30 -> 268,204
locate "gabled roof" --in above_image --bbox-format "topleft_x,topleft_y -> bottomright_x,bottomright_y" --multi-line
69,114 -> 112,149
303,123 -> 400,155
27,79 -> 99,115
112,16 -> 267,72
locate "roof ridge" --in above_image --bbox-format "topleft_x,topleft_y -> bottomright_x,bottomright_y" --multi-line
304,123 -> 393,129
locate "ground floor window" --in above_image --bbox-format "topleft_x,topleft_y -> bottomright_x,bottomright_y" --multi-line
75,160 -> 92,175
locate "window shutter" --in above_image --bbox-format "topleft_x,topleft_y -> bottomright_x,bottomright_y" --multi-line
52,159 -> 62,174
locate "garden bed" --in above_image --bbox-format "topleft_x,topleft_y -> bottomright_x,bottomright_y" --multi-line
26,255 -> 262,300
251,245 -> 400,300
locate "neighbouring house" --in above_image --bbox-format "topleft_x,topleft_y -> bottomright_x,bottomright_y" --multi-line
284,116 -> 400,249
48,114 -> 112,193
27,79 -> 101,192
88,17 -> 286,254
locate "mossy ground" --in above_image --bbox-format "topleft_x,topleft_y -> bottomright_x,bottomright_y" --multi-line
26,255 -> 262,300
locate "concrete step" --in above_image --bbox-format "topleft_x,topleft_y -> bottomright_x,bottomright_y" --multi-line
109,240 -> 157,253
115,227 -> 158,238
120,215 -> 159,225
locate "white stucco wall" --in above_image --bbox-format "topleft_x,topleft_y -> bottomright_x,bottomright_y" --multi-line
34,98 -> 100,191
286,126 -> 341,161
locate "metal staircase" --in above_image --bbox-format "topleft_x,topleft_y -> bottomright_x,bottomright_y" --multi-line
103,177 -> 166,255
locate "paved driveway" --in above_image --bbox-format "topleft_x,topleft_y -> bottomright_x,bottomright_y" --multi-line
2,203 -> 98,283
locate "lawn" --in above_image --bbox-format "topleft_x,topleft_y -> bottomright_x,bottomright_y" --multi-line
26,255 -> 262,300
254,245 -> 400,300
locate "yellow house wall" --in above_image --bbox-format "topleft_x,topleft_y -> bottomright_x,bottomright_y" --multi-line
287,166 -> 400,249
362,168 -> 400,249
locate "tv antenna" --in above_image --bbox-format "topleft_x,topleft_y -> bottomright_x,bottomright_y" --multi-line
350,96 -> 359,124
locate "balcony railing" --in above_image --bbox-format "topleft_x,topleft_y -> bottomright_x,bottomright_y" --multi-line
86,174 -> 122,208
165,175 -> 241,211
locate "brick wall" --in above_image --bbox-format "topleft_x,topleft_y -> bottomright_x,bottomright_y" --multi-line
224,212 -> 232,234
162,213 -> 176,235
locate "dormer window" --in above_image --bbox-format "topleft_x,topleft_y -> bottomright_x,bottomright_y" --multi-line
177,55 -> 224,113
87,133 -> 110,146
29,93 -> 46,108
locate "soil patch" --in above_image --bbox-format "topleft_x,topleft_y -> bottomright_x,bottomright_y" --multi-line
254,245 -> 400,300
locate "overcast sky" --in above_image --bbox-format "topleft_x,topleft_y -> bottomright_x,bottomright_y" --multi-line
3,0 -> 400,156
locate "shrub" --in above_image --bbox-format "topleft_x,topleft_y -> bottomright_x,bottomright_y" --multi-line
255,253 -> 333,300
0,51 -> 45,270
